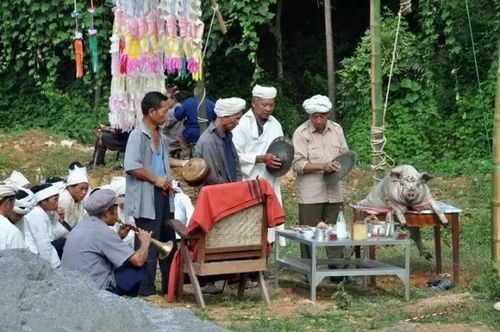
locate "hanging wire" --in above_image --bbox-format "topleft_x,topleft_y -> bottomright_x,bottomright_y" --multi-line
197,3 -> 219,122
464,0 -> 492,152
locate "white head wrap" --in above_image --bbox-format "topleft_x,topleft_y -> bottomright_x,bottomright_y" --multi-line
302,95 -> 332,114
34,185 -> 60,203
48,179 -> 67,193
0,182 -> 18,199
14,188 -> 36,215
252,85 -> 277,99
6,170 -> 30,187
101,176 -> 126,196
67,165 -> 89,186
214,97 -> 246,117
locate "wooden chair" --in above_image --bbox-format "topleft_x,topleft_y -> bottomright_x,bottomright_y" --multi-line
169,200 -> 271,308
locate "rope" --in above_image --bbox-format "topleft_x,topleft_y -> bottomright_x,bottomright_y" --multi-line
464,0 -> 492,152
370,126 -> 395,180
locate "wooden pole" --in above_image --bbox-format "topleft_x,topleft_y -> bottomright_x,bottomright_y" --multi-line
370,0 -> 385,182
324,0 -> 336,120
492,44 -> 500,266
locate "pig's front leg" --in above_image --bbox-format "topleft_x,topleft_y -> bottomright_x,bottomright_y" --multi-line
427,197 -> 449,226
388,201 -> 407,225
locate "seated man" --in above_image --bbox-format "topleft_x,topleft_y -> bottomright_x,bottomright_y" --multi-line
0,181 -> 26,250
58,164 -> 89,228
6,187 -> 36,242
61,189 -> 152,296
89,124 -> 131,167
174,87 -> 217,152
24,183 -> 70,267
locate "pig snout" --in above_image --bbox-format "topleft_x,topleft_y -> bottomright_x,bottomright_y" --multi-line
406,190 -> 417,200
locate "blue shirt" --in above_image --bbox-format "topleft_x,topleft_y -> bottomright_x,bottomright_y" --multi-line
174,96 -> 217,143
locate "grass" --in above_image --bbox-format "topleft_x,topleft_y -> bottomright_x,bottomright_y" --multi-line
1,130 -> 499,331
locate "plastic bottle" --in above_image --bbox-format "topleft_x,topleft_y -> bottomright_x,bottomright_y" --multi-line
336,205 -> 348,239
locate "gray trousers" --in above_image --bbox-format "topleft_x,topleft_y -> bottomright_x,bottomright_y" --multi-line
298,202 -> 344,261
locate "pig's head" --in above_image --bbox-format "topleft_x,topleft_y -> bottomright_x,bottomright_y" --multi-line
390,166 -> 432,206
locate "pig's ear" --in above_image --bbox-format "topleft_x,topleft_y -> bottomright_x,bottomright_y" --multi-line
420,172 -> 433,183
390,171 -> 401,180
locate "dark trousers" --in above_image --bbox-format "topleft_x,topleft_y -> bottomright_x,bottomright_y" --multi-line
298,202 -> 344,261
134,188 -> 177,296
92,131 -> 128,165
51,238 -> 66,259
108,263 -> 146,297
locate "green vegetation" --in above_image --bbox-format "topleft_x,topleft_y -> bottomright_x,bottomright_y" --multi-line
1,1 -> 498,176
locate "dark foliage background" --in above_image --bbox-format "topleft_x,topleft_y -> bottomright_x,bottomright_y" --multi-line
0,0 -> 498,176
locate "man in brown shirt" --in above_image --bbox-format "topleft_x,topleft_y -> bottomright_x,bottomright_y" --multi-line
292,95 -> 348,277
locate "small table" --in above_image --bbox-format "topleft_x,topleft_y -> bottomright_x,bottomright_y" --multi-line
352,201 -> 462,284
275,230 -> 411,301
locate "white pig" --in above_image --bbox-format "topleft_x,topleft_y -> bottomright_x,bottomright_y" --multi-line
358,165 -> 448,259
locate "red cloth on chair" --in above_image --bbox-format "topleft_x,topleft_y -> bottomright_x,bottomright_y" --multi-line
167,179 -> 285,301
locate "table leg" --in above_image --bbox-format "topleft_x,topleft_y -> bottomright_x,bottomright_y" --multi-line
311,243 -> 317,301
362,245 -> 368,287
369,246 -> 377,286
405,242 -> 410,300
434,225 -> 442,275
275,234 -> 280,289
451,216 -> 460,284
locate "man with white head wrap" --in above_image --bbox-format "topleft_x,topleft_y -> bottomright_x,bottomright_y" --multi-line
0,181 -> 26,249
232,84 -> 286,245
6,170 -> 30,188
194,97 -> 245,185
6,187 -> 36,246
292,95 -> 349,282
24,183 -> 70,268
58,165 -> 89,228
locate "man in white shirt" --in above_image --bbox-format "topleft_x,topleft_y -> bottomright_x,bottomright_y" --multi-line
232,84 -> 285,245
58,165 -> 89,228
6,187 -> 36,244
24,183 -> 70,268
0,181 -> 26,250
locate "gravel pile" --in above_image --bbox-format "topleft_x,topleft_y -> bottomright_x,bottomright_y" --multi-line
0,249 -> 228,332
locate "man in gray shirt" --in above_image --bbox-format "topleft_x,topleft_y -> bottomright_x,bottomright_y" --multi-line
61,189 -> 152,296
195,97 -> 246,185
124,91 -> 187,296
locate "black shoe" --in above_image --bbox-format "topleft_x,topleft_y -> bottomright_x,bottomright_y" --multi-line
330,276 -> 356,284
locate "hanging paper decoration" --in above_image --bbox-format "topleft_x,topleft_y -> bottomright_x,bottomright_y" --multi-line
73,34 -> 84,78
88,3 -> 100,73
108,0 -> 205,131
71,1 -> 84,78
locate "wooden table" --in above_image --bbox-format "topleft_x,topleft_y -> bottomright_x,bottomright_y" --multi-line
351,202 -> 461,284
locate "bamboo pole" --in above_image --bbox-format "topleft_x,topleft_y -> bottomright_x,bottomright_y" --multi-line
324,0 -> 336,120
370,0 -> 385,182
492,44 -> 500,265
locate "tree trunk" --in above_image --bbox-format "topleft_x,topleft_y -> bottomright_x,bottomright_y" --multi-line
492,44 -> 500,267
275,0 -> 283,93
324,0 -> 336,120
370,0 -> 384,183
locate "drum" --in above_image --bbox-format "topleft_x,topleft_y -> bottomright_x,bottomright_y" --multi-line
181,157 -> 210,186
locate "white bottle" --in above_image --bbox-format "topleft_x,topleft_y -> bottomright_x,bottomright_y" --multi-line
337,205 -> 348,239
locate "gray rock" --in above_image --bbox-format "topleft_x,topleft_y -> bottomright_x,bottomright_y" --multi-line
0,249 -> 228,332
